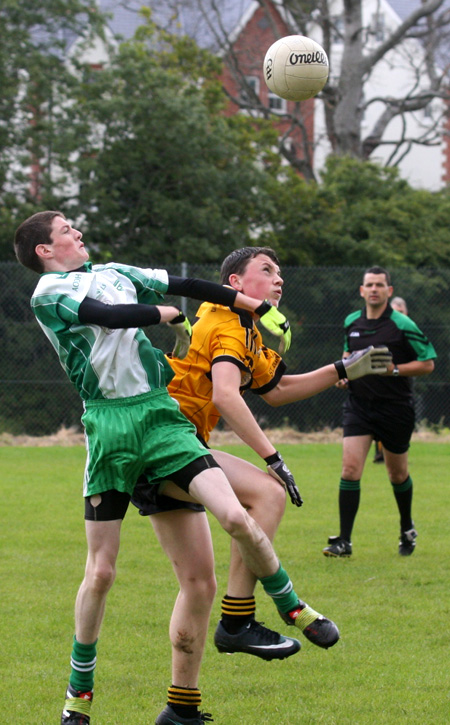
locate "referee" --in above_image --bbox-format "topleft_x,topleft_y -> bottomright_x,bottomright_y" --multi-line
323,266 -> 436,558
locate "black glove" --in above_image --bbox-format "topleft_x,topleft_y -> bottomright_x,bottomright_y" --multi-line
264,451 -> 303,507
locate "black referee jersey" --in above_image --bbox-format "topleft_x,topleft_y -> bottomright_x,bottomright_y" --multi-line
343,303 -> 436,402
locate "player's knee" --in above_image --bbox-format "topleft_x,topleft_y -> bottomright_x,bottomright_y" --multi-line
342,462 -> 360,480
243,475 -> 286,523
194,572 -> 217,606
179,567 -> 217,604
220,505 -> 251,539
390,471 -> 409,485
86,561 -> 116,594
270,478 -> 287,519
204,572 -> 217,603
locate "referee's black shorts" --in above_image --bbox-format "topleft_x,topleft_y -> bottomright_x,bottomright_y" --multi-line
343,395 -> 415,455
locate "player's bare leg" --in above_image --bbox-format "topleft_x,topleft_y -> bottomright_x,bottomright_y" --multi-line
206,450 -> 302,661
211,450 -> 286,596
75,519 -> 122,642
171,467 -> 279,579
150,509 -> 216,687
166,468 -> 339,650
341,434 -> 373,481
62,519 -> 122,724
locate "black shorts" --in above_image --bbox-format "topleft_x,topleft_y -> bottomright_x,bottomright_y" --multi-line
131,453 -> 221,517
85,489 -> 131,521
85,453 -> 219,520
343,395 -> 415,455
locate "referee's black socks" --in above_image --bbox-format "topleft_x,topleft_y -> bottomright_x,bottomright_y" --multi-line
391,475 -> 413,531
338,478 -> 361,542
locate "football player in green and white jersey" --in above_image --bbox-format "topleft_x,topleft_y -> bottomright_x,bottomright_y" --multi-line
14,211 -> 341,725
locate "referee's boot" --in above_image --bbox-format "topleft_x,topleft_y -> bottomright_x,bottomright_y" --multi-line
323,535 -> 352,558
278,600 -> 340,649
214,618 -> 301,660
155,705 -> 213,724
399,525 -> 417,556
61,684 -> 93,724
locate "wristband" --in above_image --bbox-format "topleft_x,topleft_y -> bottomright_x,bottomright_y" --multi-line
334,360 -> 347,380
254,300 -> 272,317
168,308 -> 185,325
264,452 -> 280,465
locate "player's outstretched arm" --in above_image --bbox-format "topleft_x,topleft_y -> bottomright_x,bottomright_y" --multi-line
166,277 -> 291,353
78,296 -> 181,328
79,297 -> 193,357
262,346 -> 392,406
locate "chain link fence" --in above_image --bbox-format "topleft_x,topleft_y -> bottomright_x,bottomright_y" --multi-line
1,261 -> 448,436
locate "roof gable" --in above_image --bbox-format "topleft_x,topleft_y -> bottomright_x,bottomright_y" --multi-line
387,0 -> 450,21
98,0 -> 295,51
99,0 -> 256,49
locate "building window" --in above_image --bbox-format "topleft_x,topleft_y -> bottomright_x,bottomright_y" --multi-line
258,16 -> 270,30
268,91 -> 287,113
240,75 -> 260,104
370,12 -> 385,42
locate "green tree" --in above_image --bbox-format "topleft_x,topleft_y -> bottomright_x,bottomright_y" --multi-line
69,20 -> 282,265
260,156 -> 450,268
0,0 -> 106,261
2,6 -> 450,272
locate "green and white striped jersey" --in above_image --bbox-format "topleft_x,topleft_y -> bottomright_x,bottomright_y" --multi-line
31,262 -> 174,400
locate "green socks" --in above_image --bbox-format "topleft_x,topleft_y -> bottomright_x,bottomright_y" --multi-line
259,564 -> 299,613
69,636 -> 97,692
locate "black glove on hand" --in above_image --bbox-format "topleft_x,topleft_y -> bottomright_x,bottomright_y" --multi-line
265,451 -> 303,507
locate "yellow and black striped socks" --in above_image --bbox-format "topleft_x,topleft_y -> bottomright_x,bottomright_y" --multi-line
220,594 -> 256,633
167,685 -> 202,718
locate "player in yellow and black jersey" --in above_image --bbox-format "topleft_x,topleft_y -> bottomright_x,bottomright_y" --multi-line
168,300 -> 285,444
131,247 -> 391,699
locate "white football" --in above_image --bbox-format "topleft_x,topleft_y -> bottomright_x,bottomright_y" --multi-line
263,35 -> 329,102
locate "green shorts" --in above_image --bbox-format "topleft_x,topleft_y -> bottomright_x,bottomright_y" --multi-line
82,388 -> 210,497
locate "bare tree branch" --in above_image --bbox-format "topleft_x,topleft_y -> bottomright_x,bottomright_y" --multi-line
361,0 -> 447,74
141,0 -> 450,182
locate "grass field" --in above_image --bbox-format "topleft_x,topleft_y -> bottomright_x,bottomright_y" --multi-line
1,442 -> 449,724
